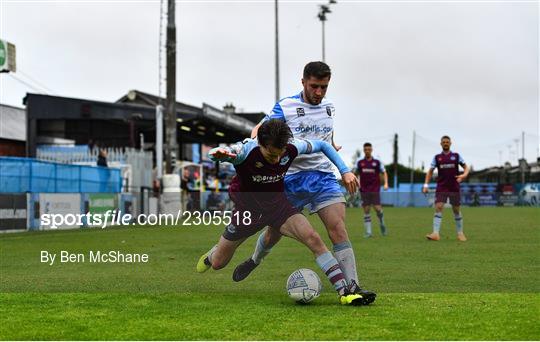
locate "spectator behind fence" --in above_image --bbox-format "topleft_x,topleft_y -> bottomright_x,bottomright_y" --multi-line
97,148 -> 108,167
181,168 -> 190,211
206,191 -> 225,211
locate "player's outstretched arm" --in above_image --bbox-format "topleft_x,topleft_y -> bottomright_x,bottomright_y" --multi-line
208,139 -> 256,165
253,103 -> 286,138
294,139 -> 358,194
251,122 -> 262,139
209,147 -> 237,162
331,132 -> 342,151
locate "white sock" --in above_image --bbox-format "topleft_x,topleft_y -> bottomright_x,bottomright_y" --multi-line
316,251 -> 348,295
363,214 -> 372,234
251,231 -> 272,264
433,213 -> 442,233
454,213 -> 463,233
333,241 -> 359,285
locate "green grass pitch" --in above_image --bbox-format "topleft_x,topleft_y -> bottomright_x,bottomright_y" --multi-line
1,207 -> 539,340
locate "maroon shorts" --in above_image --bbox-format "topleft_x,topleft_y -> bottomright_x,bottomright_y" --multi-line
223,191 -> 300,241
435,190 -> 461,206
360,191 -> 381,206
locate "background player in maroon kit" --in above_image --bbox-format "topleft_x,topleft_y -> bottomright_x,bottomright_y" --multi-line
422,136 -> 470,241
356,142 -> 389,238
196,119 -> 375,305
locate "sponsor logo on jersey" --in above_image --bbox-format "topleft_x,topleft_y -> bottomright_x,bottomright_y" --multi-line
280,156 -> 290,165
294,125 -> 332,134
363,169 -> 376,173
252,172 -> 286,183
440,163 -> 455,169
296,108 -> 305,117
255,161 -> 264,168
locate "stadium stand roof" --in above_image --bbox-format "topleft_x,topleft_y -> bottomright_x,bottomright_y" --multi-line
24,92 -> 261,158
116,89 -> 264,135
468,158 -> 540,183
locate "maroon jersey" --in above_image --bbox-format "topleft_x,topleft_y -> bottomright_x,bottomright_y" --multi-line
431,151 -> 465,192
357,158 -> 385,193
230,143 -> 299,209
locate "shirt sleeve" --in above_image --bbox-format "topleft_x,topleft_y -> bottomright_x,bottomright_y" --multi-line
430,156 -> 437,169
354,159 -> 362,173
458,154 -> 466,166
297,139 -> 350,174
379,161 -> 386,173
263,102 -> 285,122
291,138 -> 312,155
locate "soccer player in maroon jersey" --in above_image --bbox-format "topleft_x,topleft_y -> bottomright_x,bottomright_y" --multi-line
356,142 -> 389,238
422,136 -> 469,242
196,119 -> 376,305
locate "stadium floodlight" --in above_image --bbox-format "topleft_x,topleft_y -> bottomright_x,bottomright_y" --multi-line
317,1 -> 337,62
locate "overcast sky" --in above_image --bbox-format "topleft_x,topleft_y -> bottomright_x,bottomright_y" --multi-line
1,0 -> 539,170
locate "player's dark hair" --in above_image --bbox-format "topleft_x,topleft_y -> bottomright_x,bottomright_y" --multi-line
363,142 -> 372,148
303,61 -> 332,80
258,119 -> 293,150
441,135 -> 451,141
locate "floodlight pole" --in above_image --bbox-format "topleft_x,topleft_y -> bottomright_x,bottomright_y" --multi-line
317,1 -> 336,63
322,19 -> 326,62
156,105 -> 164,179
165,0 -> 178,174
275,0 -> 280,102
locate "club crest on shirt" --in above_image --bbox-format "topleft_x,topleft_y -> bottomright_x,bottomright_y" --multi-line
255,161 -> 264,168
372,162 -> 376,167
326,106 -> 335,117
296,108 -> 305,117
280,156 -> 290,165
450,156 -> 456,161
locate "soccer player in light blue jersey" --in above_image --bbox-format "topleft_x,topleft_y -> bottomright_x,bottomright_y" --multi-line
233,62 -> 375,298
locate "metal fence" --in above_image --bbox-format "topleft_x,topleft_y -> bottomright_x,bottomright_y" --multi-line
37,146 -> 153,192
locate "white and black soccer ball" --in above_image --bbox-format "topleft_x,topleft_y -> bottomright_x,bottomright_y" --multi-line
286,268 -> 322,304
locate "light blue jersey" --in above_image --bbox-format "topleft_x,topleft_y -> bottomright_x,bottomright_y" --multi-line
263,92 -> 336,174
261,92 -> 344,212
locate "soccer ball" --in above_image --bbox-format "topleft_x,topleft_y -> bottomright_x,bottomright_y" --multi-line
286,268 -> 322,304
